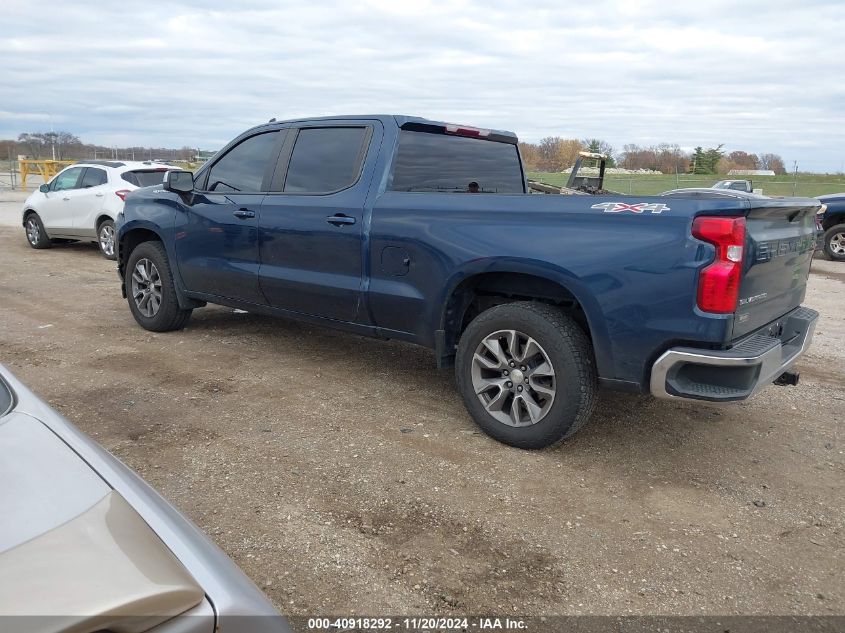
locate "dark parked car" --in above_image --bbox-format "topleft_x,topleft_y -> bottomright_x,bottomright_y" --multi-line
117,115 -> 820,449
817,193 -> 845,261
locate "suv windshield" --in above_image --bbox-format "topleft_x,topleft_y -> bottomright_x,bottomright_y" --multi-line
390,130 -> 524,194
122,170 -> 168,187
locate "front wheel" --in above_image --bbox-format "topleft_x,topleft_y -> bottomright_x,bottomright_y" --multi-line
823,224 -> 845,261
97,219 -> 117,260
125,241 -> 192,331
24,213 -> 51,249
455,301 -> 597,449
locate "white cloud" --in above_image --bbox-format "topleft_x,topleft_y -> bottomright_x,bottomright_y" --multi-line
1,0 -> 844,171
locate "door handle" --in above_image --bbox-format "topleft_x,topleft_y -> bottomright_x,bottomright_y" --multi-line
326,214 -> 356,226
62,197 -> 70,201
95,193 -> 104,197
233,209 -> 255,219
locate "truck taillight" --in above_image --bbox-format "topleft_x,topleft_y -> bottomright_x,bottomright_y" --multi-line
692,216 -> 746,314
115,189 -> 131,201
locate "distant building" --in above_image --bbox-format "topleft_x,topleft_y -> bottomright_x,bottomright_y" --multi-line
727,169 -> 776,176
194,150 -> 217,163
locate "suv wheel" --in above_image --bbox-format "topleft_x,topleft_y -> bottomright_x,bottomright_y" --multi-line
455,301 -> 597,449
823,223 -> 845,261
97,219 -> 117,260
125,241 -> 192,331
24,213 -> 51,249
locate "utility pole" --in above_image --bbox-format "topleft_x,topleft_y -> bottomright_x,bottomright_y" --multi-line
49,114 -> 56,161
792,161 -> 798,196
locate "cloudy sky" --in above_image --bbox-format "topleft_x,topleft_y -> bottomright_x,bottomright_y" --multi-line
2,0 -> 844,171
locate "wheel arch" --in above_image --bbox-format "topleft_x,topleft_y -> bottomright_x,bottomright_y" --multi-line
22,208 -> 38,227
118,226 -> 164,269
436,259 -> 611,376
118,223 -> 202,310
822,212 -> 845,231
95,213 -> 115,229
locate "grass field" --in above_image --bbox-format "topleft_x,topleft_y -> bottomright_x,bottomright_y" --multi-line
528,171 -> 845,198
3,159 -> 844,198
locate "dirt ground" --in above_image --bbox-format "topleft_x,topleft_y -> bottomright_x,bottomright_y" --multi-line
0,217 -> 842,617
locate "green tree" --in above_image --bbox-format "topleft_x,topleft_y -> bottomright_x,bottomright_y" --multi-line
581,138 -> 616,167
691,147 -> 705,174
692,145 -> 724,174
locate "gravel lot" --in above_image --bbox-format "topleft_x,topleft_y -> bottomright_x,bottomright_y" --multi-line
0,193 -> 842,616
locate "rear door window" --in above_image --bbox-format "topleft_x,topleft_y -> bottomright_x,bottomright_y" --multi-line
80,167 -> 108,188
390,131 -> 524,193
122,170 -> 168,187
205,131 -> 280,193
52,167 -> 84,191
283,127 -> 369,193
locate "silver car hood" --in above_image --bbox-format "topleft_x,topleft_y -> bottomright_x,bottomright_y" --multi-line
0,411 -> 205,632
0,364 -> 286,633
0,411 -> 111,552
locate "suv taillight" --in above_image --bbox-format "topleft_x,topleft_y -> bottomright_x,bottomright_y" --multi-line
115,189 -> 131,201
692,216 -> 746,314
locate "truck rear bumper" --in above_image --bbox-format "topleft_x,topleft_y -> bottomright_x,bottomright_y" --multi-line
650,306 -> 818,401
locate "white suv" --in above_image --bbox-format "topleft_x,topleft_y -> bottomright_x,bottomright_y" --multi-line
21,160 -> 178,259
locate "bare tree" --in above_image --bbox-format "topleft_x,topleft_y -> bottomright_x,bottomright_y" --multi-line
758,153 -> 786,174
17,131 -> 81,159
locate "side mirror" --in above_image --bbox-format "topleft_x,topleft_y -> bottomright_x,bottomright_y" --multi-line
39,184 -> 49,193
164,170 -> 194,194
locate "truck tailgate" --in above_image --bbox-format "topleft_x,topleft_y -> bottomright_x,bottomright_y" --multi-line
732,198 -> 819,339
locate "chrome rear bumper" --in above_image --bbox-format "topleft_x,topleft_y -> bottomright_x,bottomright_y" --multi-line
650,306 -> 818,401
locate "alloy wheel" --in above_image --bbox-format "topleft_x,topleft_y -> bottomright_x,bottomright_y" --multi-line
99,224 -> 115,257
470,329 -> 556,427
25,217 -> 40,245
131,258 -> 163,317
830,232 -> 845,256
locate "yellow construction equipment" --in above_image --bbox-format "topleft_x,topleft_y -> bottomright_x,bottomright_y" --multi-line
19,159 -> 75,188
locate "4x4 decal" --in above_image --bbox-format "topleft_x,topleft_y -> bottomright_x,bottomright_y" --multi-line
591,202 -> 670,214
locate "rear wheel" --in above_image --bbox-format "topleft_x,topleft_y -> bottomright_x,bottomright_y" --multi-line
125,241 -> 192,331
24,213 -> 51,249
97,219 -> 117,260
823,224 -> 845,261
455,301 -> 597,449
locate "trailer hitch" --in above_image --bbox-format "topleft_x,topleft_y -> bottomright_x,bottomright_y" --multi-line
774,371 -> 800,386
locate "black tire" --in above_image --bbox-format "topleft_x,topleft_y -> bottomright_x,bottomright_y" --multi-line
455,301 -> 597,449
97,218 -> 117,260
23,212 -> 51,249
822,223 -> 845,261
124,240 -> 192,332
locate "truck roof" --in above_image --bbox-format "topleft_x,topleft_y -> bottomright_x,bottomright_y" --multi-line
260,114 -> 518,142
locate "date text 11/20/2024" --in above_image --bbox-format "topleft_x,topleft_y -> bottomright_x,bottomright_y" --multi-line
307,617 -> 528,629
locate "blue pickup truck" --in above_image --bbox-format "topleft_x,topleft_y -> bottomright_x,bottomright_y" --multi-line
116,115 -> 820,449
